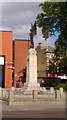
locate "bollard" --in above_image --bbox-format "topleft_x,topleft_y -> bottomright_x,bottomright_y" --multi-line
11,87 -> 15,91
43,87 -> 46,91
8,89 -> 14,105
55,90 -> 60,100
59,87 -> 64,98
0,87 -> 2,120
0,87 -> 2,99
4,89 -> 8,98
2,89 -> 6,98
50,87 -> 54,94
33,90 -> 37,100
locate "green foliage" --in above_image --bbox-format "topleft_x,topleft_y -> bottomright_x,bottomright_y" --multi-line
48,55 -> 67,75
54,82 -> 67,91
37,2 -> 67,41
48,55 -> 59,74
58,55 -> 67,74
37,2 -> 67,74
65,82 -> 67,91
49,64 -> 56,73
37,2 -> 67,54
0,83 -> 2,87
46,0 -> 66,2
48,59 -> 57,74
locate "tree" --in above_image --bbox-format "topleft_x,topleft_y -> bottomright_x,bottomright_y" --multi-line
37,2 -> 67,42
48,56 -> 58,74
58,55 -> 67,75
37,2 -> 67,75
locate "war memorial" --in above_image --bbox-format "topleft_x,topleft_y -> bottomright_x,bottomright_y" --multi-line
0,46 -> 65,105
0,22 -> 66,119
0,24 -> 65,106
0,38 -> 65,119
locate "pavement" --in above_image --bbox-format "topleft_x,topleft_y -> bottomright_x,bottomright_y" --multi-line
1,100 -> 66,119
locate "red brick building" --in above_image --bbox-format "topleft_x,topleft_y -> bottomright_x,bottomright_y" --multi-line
0,31 -> 31,88
0,31 -> 55,88
14,39 -> 31,87
0,31 -> 13,88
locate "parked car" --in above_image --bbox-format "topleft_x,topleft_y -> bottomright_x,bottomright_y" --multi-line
38,77 -> 61,87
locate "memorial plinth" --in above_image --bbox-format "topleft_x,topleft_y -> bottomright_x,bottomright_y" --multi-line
25,48 -> 40,90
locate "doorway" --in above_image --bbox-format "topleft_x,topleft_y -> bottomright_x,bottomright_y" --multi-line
0,55 -> 5,88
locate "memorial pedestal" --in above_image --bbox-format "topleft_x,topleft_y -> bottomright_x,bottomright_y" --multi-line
24,48 -> 40,91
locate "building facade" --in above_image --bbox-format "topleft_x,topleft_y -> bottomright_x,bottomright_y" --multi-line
0,31 -> 13,88
14,39 -> 31,87
0,31 -> 55,88
36,43 -> 55,78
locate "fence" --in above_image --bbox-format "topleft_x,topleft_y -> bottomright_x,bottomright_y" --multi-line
0,87 -> 65,105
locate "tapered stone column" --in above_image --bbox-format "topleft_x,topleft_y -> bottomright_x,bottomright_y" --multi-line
25,48 -> 40,90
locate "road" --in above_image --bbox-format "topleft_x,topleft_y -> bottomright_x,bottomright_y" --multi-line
1,100 -> 66,119
2,109 -> 65,118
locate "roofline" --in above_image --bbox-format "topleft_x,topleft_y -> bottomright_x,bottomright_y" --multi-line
0,30 -> 12,32
15,39 -> 30,41
45,50 -> 54,53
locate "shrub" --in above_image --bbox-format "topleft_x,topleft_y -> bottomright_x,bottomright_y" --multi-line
65,82 -> 67,91
54,83 -> 67,91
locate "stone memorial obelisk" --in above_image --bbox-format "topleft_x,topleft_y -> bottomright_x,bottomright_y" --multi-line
25,48 -> 40,90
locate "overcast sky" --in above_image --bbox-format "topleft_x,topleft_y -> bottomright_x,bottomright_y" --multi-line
1,2 -> 58,47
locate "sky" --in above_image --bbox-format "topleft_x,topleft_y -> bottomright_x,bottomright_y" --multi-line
0,1 -> 58,47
